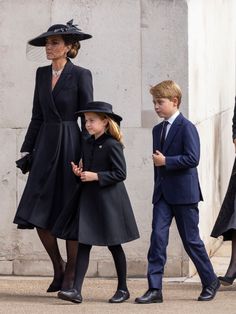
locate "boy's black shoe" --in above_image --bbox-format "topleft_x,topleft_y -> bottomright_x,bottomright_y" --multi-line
135,289 -> 163,304
198,279 -> 220,301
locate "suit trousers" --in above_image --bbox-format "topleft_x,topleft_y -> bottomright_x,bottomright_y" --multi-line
147,197 -> 217,289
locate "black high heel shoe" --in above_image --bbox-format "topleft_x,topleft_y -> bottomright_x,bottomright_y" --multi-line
47,260 -> 66,292
218,275 -> 236,286
47,277 -> 64,292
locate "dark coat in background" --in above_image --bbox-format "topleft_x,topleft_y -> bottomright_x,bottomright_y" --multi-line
211,159 -> 236,240
211,97 -> 236,240
13,59 -> 93,231
77,133 -> 140,246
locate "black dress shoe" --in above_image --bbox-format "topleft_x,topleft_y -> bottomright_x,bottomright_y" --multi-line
135,289 -> 163,304
57,289 -> 82,303
198,279 -> 220,301
218,275 -> 236,286
109,289 -> 130,303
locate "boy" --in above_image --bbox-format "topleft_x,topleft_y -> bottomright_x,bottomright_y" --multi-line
135,80 -> 219,303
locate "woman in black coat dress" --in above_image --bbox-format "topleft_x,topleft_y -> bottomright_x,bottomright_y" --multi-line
58,101 -> 139,304
13,20 -> 93,292
211,97 -> 236,285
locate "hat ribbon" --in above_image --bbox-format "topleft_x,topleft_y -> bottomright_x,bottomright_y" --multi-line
53,19 -> 81,33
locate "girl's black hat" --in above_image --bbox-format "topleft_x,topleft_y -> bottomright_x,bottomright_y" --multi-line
28,19 -> 92,47
77,101 -> 123,124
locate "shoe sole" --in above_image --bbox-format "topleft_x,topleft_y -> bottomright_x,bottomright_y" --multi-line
198,296 -> 215,301
135,300 -> 163,304
58,293 -> 82,303
109,296 -> 130,303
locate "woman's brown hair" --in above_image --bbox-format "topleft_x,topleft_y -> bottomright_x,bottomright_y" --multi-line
62,35 -> 81,58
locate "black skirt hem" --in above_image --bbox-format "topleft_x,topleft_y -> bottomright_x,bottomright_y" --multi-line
78,234 -> 140,247
211,228 -> 236,241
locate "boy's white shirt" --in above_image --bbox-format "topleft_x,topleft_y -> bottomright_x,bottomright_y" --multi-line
164,110 -> 180,138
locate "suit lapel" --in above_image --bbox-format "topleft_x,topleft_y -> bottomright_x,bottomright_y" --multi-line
52,59 -> 74,99
163,113 -> 183,153
39,65 -> 61,119
153,124 -> 162,152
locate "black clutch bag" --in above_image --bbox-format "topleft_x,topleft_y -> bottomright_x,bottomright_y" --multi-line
15,153 -> 33,174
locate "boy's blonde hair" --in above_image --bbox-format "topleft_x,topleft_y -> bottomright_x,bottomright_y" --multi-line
97,113 -> 123,145
150,80 -> 182,107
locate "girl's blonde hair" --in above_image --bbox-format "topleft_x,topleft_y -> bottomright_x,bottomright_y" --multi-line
97,113 -> 123,146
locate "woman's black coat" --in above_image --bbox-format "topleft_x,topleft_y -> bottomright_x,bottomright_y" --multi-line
13,59 -> 93,230
77,133 -> 139,246
211,97 -> 236,240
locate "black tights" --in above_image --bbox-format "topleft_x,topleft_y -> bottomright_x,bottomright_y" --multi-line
37,228 -> 77,289
74,243 -> 128,293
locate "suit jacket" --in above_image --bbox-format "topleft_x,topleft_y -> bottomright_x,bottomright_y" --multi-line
152,113 -> 203,205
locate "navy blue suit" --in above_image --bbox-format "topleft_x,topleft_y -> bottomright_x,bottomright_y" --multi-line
148,113 -> 216,289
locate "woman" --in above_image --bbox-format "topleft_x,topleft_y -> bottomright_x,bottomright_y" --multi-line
13,19 -> 93,292
211,97 -> 236,285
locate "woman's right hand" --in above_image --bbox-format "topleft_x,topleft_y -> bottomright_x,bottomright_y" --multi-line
21,152 -> 30,158
234,138 -> 236,152
71,161 -> 83,177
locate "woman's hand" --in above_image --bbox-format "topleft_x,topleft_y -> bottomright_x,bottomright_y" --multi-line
80,171 -> 98,182
71,161 -> 83,177
234,138 -> 236,153
21,152 -> 30,158
79,159 -> 83,169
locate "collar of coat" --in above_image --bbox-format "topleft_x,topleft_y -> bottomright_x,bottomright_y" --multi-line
88,133 -> 112,145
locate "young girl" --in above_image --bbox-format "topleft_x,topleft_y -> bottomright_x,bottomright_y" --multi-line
58,101 -> 139,304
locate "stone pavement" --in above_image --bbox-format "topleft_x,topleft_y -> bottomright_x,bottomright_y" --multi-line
0,242 -> 235,314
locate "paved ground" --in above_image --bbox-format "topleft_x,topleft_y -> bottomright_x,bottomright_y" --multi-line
0,242 -> 235,314
0,276 -> 236,314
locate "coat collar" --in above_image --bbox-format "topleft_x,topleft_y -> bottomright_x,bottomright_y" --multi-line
88,133 -> 112,145
41,59 -> 74,120
52,59 -> 74,98
162,113 -> 184,153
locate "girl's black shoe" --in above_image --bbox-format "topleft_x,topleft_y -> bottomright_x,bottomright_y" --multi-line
109,289 -> 130,303
58,289 -> 82,303
218,275 -> 236,286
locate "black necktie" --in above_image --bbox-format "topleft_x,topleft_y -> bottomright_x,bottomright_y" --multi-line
160,121 -> 169,149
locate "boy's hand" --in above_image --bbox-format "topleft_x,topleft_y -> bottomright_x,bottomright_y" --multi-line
152,150 -> 166,166
80,171 -> 98,182
71,161 -> 83,177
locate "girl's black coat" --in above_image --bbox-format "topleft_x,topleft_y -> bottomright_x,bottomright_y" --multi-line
13,59 -> 93,230
77,134 -> 139,246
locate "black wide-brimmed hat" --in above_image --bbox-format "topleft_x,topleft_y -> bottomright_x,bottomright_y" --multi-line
28,19 -> 92,47
77,101 -> 123,124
